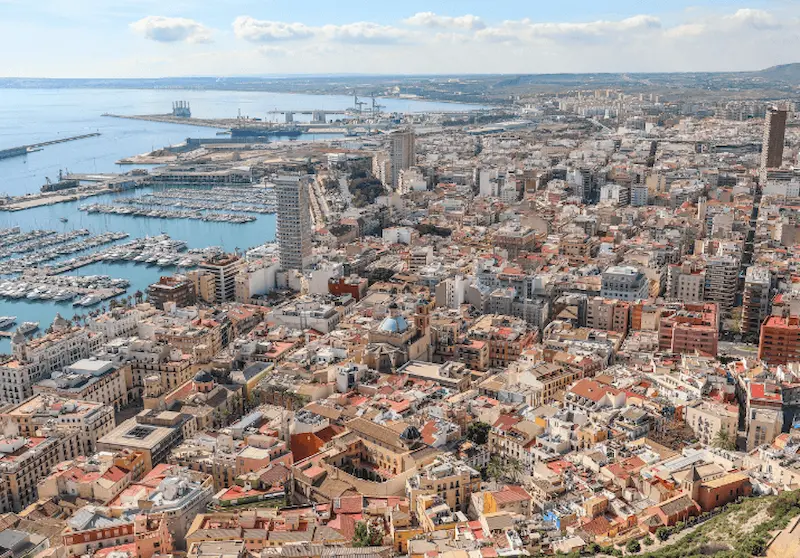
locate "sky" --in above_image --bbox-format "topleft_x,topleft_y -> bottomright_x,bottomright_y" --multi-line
1,0 -> 799,77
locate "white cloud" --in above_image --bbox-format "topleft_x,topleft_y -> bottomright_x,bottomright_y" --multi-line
724,8 -> 782,30
129,15 -> 213,44
100,8 -> 800,76
321,22 -> 409,44
404,12 -> 485,31
233,17 -> 408,45
233,16 -> 314,42
664,23 -> 706,38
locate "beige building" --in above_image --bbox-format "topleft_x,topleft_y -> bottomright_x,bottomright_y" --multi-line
97,410 -> 192,472
406,456 -> 482,513
1,394 -> 115,457
684,401 -> 738,446
186,270 -> 217,304
34,359 -> 128,411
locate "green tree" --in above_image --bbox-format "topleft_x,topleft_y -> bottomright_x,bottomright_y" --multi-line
655,526 -> 671,541
466,422 -> 491,445
352,520 -> 383,547
625,539 -> 640,554
486,457 -> 505,482
506,457 -> 523,481
713,428 -> 737,451
741,536 -> 766,556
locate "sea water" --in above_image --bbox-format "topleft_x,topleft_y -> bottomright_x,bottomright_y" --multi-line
0,88 -> 483,351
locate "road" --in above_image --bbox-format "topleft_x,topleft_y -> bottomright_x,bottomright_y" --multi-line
718,341 -> 758,360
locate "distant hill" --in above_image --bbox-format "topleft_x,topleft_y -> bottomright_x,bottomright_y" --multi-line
755,63 -> 800,83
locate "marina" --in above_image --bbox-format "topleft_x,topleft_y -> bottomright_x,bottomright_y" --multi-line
79,203 -> 258,223
1,231 -> 130,273
0,274 -> 129,305
0,87 -> 480,351
115,185 -> 277,214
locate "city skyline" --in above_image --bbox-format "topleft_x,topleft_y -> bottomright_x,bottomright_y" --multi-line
1,1 -> 798,77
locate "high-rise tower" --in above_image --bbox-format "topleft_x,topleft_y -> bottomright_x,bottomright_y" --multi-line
762,107 -> 788,171
389,129 -> 415,189
276,175 -> 312,271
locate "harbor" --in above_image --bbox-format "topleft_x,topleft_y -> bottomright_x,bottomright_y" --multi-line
0,132 -> 101,161
79,203 -> 258,223
0,87 -> 481,351
115,185 -> 276,214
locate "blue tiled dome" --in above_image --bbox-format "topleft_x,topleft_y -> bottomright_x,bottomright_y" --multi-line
378,315 -> 409,334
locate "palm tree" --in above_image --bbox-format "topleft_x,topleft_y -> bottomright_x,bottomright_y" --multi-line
713,428 -> 737,451
486,457 -> 505,483
506,458 -> 524,482
134,290 -> 144,304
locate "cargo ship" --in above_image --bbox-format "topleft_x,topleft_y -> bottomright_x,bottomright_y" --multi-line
41,170 -> 79,193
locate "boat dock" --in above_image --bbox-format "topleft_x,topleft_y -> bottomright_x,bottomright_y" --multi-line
0,133 -> 101,160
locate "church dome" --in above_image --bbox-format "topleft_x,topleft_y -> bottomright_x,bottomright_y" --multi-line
378,315 -> 409,334
194,370 -> 214,383
400,425 -> 421,442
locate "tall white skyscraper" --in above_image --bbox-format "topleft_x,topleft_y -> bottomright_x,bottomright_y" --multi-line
276,175 -> 312,271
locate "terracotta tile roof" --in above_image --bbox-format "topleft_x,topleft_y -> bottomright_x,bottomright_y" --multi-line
581,515 -> 612,536
334,495 -> 363,514
492,485 -> 532,505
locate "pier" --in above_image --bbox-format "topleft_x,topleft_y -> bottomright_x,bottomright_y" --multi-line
0,133 -> 101,160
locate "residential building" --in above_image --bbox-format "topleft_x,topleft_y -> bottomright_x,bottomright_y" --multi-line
762,107 -> 788,170
389,129 -> 416,189
758,315 -> 800,365
658,303 -> 719,356
276,175 -> 313,271
198,254 -> 246,304
742,266 -> 771,337
147,275 -> 197,309
600,266 -> 648,301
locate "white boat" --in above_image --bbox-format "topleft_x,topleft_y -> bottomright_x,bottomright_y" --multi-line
19,321 -> 39,334
0,316 -> 17,329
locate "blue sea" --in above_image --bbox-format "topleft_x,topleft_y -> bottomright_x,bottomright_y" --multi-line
0,88 -> 483,352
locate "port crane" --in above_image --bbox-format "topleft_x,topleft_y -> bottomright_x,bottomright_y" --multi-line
353,94 -> 367,113
370,94 -> 385,115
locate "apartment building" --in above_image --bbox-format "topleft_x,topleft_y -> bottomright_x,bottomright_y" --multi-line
405,456 -> 482,513
0,320 -> 105,404
389,130 -> 416,189
0,435 -> 63,512
666,262 -> 705,302
586,297 -> 630,333
148,275 -> 197,309
742,266 -> 771,337
758,315 -> 800,365
198,254 -> 246,304
658,303 -> 719,357
704,256 -> 740,314
468,315 -> 537,368
34,358 -> 128,411
600,266 -> 648,301
1,394 -> 115,457
685,401 -> 738,446
276,174 -> 312,271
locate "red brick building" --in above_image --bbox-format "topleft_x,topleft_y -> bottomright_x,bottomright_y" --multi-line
658,303 -> 719,356
328,276 -> 368,301
758,315 -> 800,364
